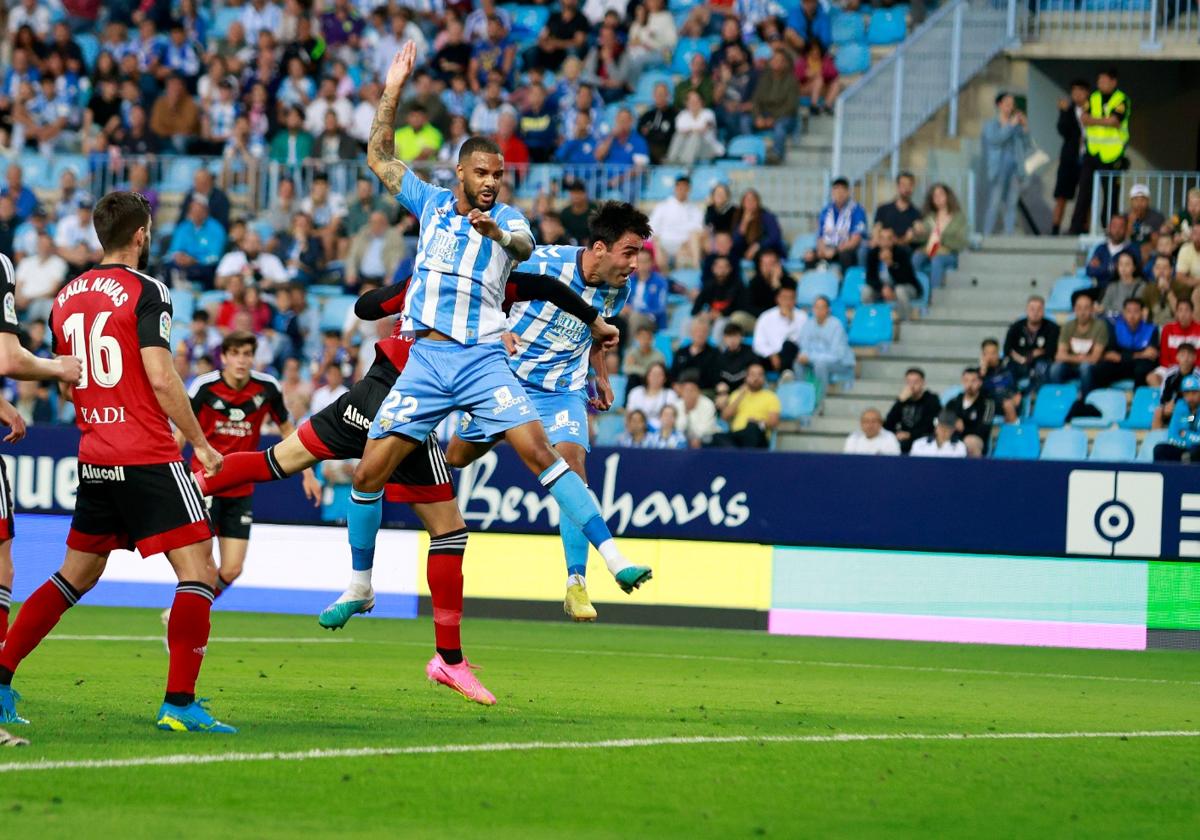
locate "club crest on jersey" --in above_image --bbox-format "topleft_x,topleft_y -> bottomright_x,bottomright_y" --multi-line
253,395 -> 264,408
3,291 -> 16,325
228,408 -> 245,421
159,311 -> 171,341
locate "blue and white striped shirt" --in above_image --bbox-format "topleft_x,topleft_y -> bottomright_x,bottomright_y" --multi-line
397,169 -> 533,345
507,245 -> 630,393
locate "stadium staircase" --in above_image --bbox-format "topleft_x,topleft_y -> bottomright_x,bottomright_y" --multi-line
777,235 -> 1079,453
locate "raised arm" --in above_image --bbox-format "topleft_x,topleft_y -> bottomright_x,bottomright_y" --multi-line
366,42 -> 418,195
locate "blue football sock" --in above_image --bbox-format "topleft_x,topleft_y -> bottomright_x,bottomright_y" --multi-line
539,461 -> 613,552
560,514 -> 589,579
348,488 -> 384,573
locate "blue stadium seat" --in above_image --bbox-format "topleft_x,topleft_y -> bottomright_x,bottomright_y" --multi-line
1119,386 -> 1160,429
726,135 -> 767,165
671,267 -> 702,293
834,42 -> 870,76
17,152 -> 51,190
838,266 -> 865,307
319,295 -> 357,332
1089,428 -> 1137,462
940,385 -> 963,406
667,304 -> 692,341
787,233 -> 817,266
307,284 -> 343,299
507,5 -> 551,38
831,12 -> 867,45
632,70 -> 675,106
1137,428 -> 1169,462
50,154 -> 88,186
594,413 -> 625,446
76,33 -> 100,70
688,166 -> 728,196
653,331 -> 674,366
212,6 -> 241,40
1032,382 -> 1078,428
777,381 -> 817,421
671,37 -> 712,75
172,289 -> 195,324
847,303 -> 892,346
1046,274 -> 1092,315
796,270 -> 839,307
992,423 -> 1040,460
609,374 -> 628,409
1071,388 -> 1126,428
161,157 -> 203,192
867,9 -> 907,45
1040,427 -> 1089,461
198,290 -> 229,312
644,167 -> 684,201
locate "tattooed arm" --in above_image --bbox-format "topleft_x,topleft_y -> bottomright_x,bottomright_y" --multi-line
366,41 -> 417,195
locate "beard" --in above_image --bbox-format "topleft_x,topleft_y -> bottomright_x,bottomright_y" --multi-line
464,181 -> 496,211
137,237 -> 150,271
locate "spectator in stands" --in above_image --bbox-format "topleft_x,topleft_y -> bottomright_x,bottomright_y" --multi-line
1003,294 -> 1059,393
911,409 -> 969,458
536,210 -> 571,247
617,409 -> 652,448
1086,214 -> 1140,291
732,189 -> 784,265
215,230 -> 288,292
12,207 -> 50,262
1,164 -> 36,224
714,322 -> 759,389
910,183 -> 968,291
751,48 -> 801,163
345,211 -> 405,293
786,0 -> 833,51
242,0 -> 283,44
795,41 -> 840,117
183,309 -> 220,367
864,227 -> 920,320
276,212 -> 325,287
270,105 -> 315,166
649,175 -> 705,270
1096,298 -> 1159,388
873,172 -> 922,246
53,195 -> 101,276
1153,374 -> 1200,463
797,295 -> 855,389
623,325 -> 666,389
1098,251 -> 1147,318
666,89 -> 723,165
314,109 -> 360,163
1153,342 -> 1197,429
596,107 -> 650,174
167,195 -> 227,290
0,197 -> 16,256
1143,255 -> 1179,327
150,74 -> 201,153
713,43 -> 756,143
1051,290 -> 1108,394
981,92 -> 1028,237
1126,183 -> 1165,263
469,15 -> 516,93
673,53 -> 713,110
13,379 -> 53,426
1145,223 -> 1178,280
559,180 -> 596,246
626,0 -> 678,76
746,248 -> 794,317
944,368 -> 995,456
703,230 -> 741,289
648,404 -> 688,450
977,337 -> 1020,423
843,408 -> 901,455
472,72 -> 518,136
677,372 -> 720,447
16,76 -> 74,155
1050,80 -> 1089,236
300,174 -> 347,263
1153,298 -> 1200,383
181,168 -> 231,233
717,362 -> 780,449
518,83 -> 558,163
306,76 -> 354,139
555,110 -> 600,177
691,255 -> 746,323
752,281 -> 807,376
704,183 -> 736,237
637,83 -> 677,166
627,362 -> 683,430
670,318 -> 721,390
884,367 -> 941,454
534,0 -> 590,71
394,102 -> 443,163
1172,188 -> 1200,246
1174,223 -> 1200,306
14,232 -> 66,324
625,250 -> 669,333
310,363 -> 349,417
805,177 -> 866,272
582,24 -> 633,104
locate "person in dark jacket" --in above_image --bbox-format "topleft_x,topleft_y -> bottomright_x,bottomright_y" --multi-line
670,316 -> 721,389
745,248 -> 794,317
691,254 -> 747,319
864,227 -> 922,320
1095,297 -> 1159,388
884,367 -> 942,454
1051,80 -> 1089,236
1003,294 -> 1061,388
713,322 -> 760,389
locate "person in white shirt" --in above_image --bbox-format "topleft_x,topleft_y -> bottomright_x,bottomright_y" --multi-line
53,197 -> 102,274
648,175 -> 705,271
625,362 -> 683,430
299,174 -> 348,262
305,78 -> 354,136
648,404 -> 688,449
311,364 -> 349,416
214,230 -> 288,290
8,0 -> 51,38
15,232 -> 67,323
910,410 -> 968,458
666,89 -> 724,166
241,0 -> 283,44
843,408 -> 901,455
677,373 -> 719,446
753,282 -> 807,375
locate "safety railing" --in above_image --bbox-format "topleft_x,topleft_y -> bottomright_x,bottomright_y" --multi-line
1091,170 -> 1200,235
1013,0 -> 1200,48
832,0 -> 1012,182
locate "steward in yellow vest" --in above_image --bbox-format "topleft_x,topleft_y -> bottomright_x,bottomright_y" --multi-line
1069,68 -> 1130,235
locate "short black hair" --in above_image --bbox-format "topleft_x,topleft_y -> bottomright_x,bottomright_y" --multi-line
1100,66 -> 1119,79
905,367 -> 925,379
458,135 -> 501,162
92,190 -> 150,252
832,177 -> 850,189
588,201 -> 651,248
407,102 -> 426,114
994,91 -> 1010,105
723,322 -> 743,336
898,170 -> 915,182
1071,288 -> 1097,306
981,337 -> 999,349
1178,298 -> 1195,310
777,278 -> 798,293
1070,78 -> 1091,90
1179,342 -> 1197,354
221,330 -> 258,354
1123,297 -> 1144,309
193,310 -> 210,323
963,366 -> 982,377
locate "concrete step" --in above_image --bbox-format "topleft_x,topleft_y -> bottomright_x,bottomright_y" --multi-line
776,431 -> 845,453
858,357 -> 973,384
900,321 -> 1009,344
889,341 -> 986,361
822,394 -> 897,419
957,253 -> 1075,276
924,305 -> 1026,323
977,235 -> 1080,254
934,287 -> 1046,307
805,415 -> 869,434
945,270 -> 1067,291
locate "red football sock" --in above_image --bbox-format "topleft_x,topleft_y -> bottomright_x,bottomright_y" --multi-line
427,529 -> 468,655
195,448 -> 286,496
0,574 -> 79,674
165,582 -> 214,702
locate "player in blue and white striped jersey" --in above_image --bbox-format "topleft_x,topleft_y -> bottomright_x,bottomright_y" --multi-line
446,202 -> 652,622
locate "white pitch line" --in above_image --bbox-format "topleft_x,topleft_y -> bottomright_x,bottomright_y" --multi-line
47,635 -> 352,644
0,730 -> 1195,774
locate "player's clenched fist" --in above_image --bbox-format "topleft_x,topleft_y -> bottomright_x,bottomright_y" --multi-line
56,354 -> 83,385
467,208 -> 501,239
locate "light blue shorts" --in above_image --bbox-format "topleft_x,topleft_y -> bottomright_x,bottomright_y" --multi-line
458,384 -> 590,452
368,340 -> 537,442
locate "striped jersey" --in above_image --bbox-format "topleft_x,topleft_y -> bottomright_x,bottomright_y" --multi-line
507,245 -> 630,393
395,169 -> 534,345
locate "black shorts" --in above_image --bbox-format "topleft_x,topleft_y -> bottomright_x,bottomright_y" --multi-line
0,457 -> 13,541
209,494 -> 253,540
297,361 -> 455,504
68,462 -> 214,557
1054,155 -> 1082,199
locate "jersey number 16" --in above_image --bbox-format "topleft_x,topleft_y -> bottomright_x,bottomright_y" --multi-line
62,311 -> 124,389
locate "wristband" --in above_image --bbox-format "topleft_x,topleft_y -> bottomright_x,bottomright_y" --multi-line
499,230 -> 513,248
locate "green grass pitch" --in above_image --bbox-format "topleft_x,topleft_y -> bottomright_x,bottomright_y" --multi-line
0,606 -> 1196,838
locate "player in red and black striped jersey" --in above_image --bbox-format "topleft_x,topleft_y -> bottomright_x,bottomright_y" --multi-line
179,331 -> 320,600
0,192 -> 235,735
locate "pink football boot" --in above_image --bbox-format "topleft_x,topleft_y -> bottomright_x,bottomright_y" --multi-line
425,653 -> 496,706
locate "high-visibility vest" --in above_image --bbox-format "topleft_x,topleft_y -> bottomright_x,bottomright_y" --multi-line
1085,89 -> 1129,164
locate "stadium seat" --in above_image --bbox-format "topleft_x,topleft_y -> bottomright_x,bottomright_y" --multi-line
319,295 -> 357,332
847,303 -> 892,347
212,6 -> 241,40
507,5 -> 551,38
632,70 -> 674,106
1031,382 -> 1078,428
593,413 -> 625,446
1040,427 -> 1089,461
1119,386 -> 1160,429
940,385 -> 963,406
1070,388 -> 1126,428
834,42 -> 870,76
839,266 -> 865,307
1046,274 -> 1092,315
76,33 -> 100,70
786,233 -> 817,269
726,135 -> 767,165
198,289 -> 229,312
796,270 -> 839,307
1137,428 -> 1169,462
992,423 -> 1040,460
1089,428 -> 1137,462
50,154 -> 88,186
653,330 -> 675,366
17,152 -> 51,190
867,9 -> 908,45
831,12 -> 867,45
172,289 -> 195,324
671,37 -> 712,75
777,381 -> 818,421
161,157 -> 203,192
671,267 -> 702,293
609,373 -> 628,409
688,166 -> 728,196
644,167 -> 684,201
666,304 -> 692,341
